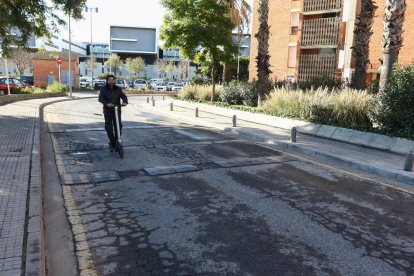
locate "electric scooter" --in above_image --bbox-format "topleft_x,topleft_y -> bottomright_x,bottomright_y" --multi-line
112,105 -> 125,158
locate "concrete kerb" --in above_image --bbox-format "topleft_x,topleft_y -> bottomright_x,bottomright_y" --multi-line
142,102 -> 414,186
171,100 -> 414,156
24,96 -> 83,276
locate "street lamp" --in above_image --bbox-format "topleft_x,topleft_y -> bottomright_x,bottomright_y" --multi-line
85,6 -> 98,87
237,35 -> 250,80
68,10 -> 73,97
0,49 -> 11,96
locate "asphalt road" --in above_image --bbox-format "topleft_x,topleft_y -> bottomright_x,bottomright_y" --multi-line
43,96 -> 414,275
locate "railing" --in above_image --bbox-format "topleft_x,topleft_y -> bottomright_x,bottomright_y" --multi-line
298,54 -> 337,82
301,17 -> 340,47
303,0 -> 341,13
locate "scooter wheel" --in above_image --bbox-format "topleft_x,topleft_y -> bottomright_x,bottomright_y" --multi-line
118,146 -> 124,159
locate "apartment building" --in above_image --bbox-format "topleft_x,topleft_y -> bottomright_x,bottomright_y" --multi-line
249,0 -> 414,84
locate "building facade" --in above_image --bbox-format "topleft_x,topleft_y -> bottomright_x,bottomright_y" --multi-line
249,0 -> 414,84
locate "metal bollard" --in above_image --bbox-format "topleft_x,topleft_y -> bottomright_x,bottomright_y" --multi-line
163,95 -> 165,101
403,151 -> 414,172
232,115 -> 237,127
147,97 -> 149,104
170,102 -> 173,111
291,127 -> 297,143
195,107 -> 199,117
152,98 -> 155,107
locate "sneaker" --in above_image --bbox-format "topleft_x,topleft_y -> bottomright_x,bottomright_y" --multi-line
109,142 -> 115,152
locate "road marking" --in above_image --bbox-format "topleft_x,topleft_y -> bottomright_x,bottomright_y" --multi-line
50,125 -> 172,133
63,185 -> 98,276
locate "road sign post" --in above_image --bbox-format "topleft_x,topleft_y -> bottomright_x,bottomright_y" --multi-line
57,57 -> 62,84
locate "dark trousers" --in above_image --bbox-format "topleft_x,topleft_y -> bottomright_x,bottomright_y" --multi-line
104,109 -> 122,145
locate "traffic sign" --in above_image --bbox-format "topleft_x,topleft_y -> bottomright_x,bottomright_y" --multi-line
57,57 -> 62,65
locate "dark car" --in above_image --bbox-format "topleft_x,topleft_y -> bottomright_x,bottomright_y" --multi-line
127,80 -> 134,88
20,76 -> 34,86
94,80 -> 106,90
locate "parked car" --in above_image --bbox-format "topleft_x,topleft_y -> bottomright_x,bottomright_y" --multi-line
127,80 -> 134,88
134,79 -> 147,90
171,83 -> 184,91
0,77 -> 33,95
94,79 -> 106,90
20,76 -> 34,86
154,82 -> 167,91
115,79 -> 127,89
148,78 -> 164,89
80,77 -> 91,88
166,82 -> 176,91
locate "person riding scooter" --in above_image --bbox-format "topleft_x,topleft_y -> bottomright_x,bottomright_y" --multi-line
98,75 -> 128,151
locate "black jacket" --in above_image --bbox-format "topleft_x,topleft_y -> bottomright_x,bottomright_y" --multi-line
99,84 -> 128,111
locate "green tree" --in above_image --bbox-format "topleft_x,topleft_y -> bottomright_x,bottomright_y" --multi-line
104,54 -> 122,76
125,57 -> 146,77
160,0 -> 236,101
221,0 -> 251,83
0,0 -> 86,56
85,58 -> 98,75
166,61 -> 175,80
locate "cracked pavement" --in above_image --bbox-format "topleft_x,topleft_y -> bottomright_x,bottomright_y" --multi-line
44,96 -> 414,275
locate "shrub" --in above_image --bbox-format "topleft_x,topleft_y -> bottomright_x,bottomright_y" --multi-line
46,82 -> 68,93
372,63 -> 414,135
261,87 -> 373,128
177,85 -> 222,101
14,87 -> 33,94
33,87 -> 46,94
298,76 -> 343,90
219,81 -> 259,107
220,81 -> 244,105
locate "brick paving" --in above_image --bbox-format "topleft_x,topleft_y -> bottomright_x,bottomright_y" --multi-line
0,98 -> 66,275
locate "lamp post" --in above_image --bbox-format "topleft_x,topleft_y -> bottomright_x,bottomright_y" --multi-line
85,6 -> 98,87
237,35 -> 249,80
68,10 -> 73,97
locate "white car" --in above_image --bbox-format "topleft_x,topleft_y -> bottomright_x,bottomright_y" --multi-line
171,83 -> 184,91
134,79 -> 147,89
154,82 -> 167,91
149,79 -> 164,89
80,77 -> 91,88
115,79 -> 127,89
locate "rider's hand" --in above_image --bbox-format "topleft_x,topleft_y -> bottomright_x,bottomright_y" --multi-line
107,103 -> 114,108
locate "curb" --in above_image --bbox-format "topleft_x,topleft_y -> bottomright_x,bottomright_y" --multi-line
24,97 -> 79,276
171,99 -> 414,156
142,103 -> 414,187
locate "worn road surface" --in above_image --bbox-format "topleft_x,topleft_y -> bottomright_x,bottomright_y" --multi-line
43,96 -> 414,275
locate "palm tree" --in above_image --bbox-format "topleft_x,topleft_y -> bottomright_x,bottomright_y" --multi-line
221,0 -> 251,83
379,0 -> 407,92
255,0 -> 271,106
352,0 -> 377,90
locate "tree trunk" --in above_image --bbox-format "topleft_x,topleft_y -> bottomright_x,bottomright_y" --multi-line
352,0 -> 377,90
379,51 -> 398,91
255,0 -> 271,106
378,0 -> 406,92
211,63 -> 216,102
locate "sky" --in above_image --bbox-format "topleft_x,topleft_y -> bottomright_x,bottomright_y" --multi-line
66,0 -> 254,44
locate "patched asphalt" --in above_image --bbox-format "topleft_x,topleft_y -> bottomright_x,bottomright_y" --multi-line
46,98 -> 414,275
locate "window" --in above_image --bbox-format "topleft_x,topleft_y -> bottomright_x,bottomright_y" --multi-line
290,13 -> 299,34
288,46 -> 297,68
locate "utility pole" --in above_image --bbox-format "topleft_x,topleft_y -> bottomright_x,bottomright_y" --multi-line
85,6 -> 98,87
68,10 -> 73,97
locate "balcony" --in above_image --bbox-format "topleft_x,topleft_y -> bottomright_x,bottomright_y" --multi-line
300,17 -> 340,48
298,54 -> 336,82
303,0 -> 341,14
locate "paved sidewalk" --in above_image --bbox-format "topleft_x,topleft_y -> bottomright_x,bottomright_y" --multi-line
0,97 -> 67,275
140,97 -> 414,187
